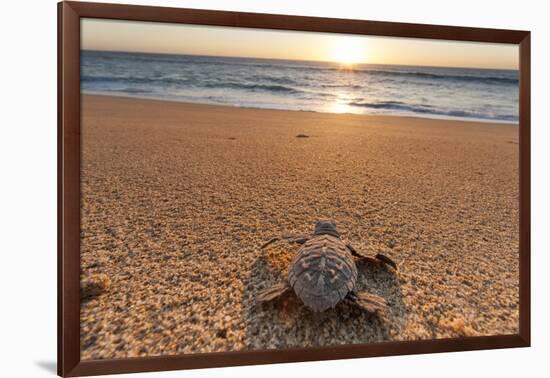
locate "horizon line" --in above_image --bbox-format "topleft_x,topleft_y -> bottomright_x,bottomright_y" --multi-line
81,48 -> 519,71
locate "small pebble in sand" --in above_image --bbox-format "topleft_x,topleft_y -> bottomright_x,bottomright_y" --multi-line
216,329 -> 227,339
81,273 -> 111,299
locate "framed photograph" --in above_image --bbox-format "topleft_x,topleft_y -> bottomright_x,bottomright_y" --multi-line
58,1 -> 530,376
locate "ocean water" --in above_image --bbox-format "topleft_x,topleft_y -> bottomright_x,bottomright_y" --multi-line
81,50 -> 519,123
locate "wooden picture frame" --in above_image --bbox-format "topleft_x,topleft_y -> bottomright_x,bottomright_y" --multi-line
58,1 -> 530,376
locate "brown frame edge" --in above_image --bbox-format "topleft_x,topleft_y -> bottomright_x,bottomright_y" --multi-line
58,1 -> 81,377
58,1 -> 531,376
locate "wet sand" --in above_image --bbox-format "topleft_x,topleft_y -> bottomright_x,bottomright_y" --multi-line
80,94 -> 519,359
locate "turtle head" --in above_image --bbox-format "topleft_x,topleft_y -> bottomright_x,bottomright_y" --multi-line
313,220 -> 339,237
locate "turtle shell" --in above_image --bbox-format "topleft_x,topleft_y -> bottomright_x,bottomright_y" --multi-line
287,234 -> 358,312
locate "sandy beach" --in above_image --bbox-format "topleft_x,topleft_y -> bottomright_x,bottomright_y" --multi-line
80,94 -> 519,359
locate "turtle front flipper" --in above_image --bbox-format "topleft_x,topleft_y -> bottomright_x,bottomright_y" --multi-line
257,282 -> 290,303
374,253 -> 398,270
346,243 -> 397,270
260,235 -> 310,249
347,291 -> 387,313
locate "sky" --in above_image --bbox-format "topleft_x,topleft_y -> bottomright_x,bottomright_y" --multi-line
81,18 -> 518,70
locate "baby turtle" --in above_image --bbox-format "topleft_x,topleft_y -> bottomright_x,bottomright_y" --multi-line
257,220 -> 397,313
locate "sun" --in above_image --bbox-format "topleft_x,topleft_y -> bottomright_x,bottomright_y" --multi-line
329,37 -> 368,66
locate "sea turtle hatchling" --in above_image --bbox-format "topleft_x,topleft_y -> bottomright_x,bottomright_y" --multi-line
257,220 -> 397,313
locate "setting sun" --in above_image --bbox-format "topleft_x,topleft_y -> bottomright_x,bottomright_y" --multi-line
329,37 -> 368,65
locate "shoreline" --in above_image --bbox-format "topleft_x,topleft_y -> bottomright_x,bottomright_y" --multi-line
81,92 -> 520,126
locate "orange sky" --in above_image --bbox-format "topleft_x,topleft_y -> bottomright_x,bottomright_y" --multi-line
82,18 -> 518,70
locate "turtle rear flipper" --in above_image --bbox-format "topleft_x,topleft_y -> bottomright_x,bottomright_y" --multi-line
347,291 -> 387,313
257,282 -> 290,303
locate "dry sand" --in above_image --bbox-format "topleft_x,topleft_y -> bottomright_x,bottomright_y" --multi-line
80,94 -> 519,359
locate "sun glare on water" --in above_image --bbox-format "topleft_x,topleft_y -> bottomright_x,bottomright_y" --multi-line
329,38 -> 369,68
